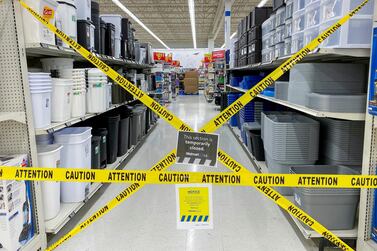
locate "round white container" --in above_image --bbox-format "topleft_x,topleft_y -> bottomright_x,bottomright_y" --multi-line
40,58 -> 74,72
56,0 -> 77,48
37,144 -> 63,221
71,89 -> 86,117
54,127 -> 92,203
30,89 -> 52,129
86,83 -> 106,113
51,78 -> 74,122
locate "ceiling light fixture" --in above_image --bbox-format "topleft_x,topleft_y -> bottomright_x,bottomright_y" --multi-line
112,0 -> 170,49
257,0 -> 269,7
188,0 -> 197,49
221,32 -> 237,48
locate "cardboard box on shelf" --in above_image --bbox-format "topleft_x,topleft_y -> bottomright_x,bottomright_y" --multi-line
185,71 -> 199,79
184,78 -> 199,94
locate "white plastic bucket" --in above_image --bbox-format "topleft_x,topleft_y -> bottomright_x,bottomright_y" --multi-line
54,127 -> 92,203
22,0 -> 58,45
41,58 -> 74,72
71,89 -> 86,117
56,0 -> 77,48
51,78 -> 73,122
87,83 -> 106,113
37,144 -> 63,221
30,89 -> 52,129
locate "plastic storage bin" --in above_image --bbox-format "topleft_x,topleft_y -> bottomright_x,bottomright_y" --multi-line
285,0 -> 293,19
92,128 -> 108,168
275,7 -> 286,28
274,42 -> 285,59
293,0 -> 306,12
105,115 -> 120,164
303,25 -> 319,45
291,165 -> 360,230
29,73 -> 52,129
101,15 -> 122,58
285,18 -> 293,38
51,78 -> 73,122
91,136 -> 101,169
284,37 -> 292,55
54,127 -> 92,203
56,0 -> 77,48
320,0 -> 373,23
250,130 -> 265,161
22,0 -> 58,45
262,17 -> 275,37
105,23 -> 115,56
304,0 -> 320,28
37,144 -> 63,221
275,25 -> 285,44
91,1 -> 100,52
274,81 -> 289,100
306,93 -> 367,113
319,118 -> 365,165
74,0 -> 91,21
40,58 -> 74,73
291,31 -> 304,53
77,20 -> 92,51
36,133 -> 54,145
292,9 -> 305,34
118,115 -> 130,157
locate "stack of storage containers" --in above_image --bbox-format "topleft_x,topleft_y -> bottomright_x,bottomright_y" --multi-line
248,7 -> 272,64
227,93 -> 242,127
60,69 -> 86,117
51,78 -> 73,122
274,5 -> 286,58
284,0 -> 293,55
29,72 -> 53,129
75,0 -> 95,51
287,63 -> 367,109
262,14 -> 275,62
291,0 -> 306,53
91,1 -> 101,53
87,69 -> 108,113
262,112 -> 320,195
101,15 -> 122,59
55,0 -> 77,47
237,17 -> 248,66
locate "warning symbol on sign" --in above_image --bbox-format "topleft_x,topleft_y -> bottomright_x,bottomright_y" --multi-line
176,131 -> 219,167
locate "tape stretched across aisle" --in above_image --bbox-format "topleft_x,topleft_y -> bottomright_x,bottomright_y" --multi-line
200,0 -> 370,133
46,151 -> 177,251
18,0 -> 193,133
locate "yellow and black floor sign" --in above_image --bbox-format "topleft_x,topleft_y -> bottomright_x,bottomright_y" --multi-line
176,184 -> 213,229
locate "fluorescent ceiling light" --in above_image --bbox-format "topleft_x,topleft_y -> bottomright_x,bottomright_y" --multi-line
221,32 -> 237,48
257,0 -> 269,7
112,0 -> 170,49
188,0 -> 197,49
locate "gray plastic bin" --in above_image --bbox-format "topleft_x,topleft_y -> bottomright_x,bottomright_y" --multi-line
290,165 -> 360,230
129,106 -> 143,146
274,81 -> 289,100
306,93 -> 367,113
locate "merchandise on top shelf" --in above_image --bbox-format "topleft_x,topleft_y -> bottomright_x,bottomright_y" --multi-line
91,1 -> 100,53
54,127 -> 92,203
55,0 -> 77,47
28,72 -> 52,129
0,155 -> 34,251
249,7 -> 273,28
292,9 -> 305,34
74,0 -> 91,21
291,165 -> 360,230
99,19 -> 106,55
100,14 -> 122,58
40,57 -> 74,72
274,81 -> 289,100
37,144 -> 63,221
274,25 -> 285,44
284,18 -> 292,38
105,23 -> 115,57
36,133 -> 54,145
21,0 -> 58,45
293,0 -> 306,12
285,0 -> 293,19
273,0 -> 285,11
77,20 -> 94,51
304,0 -> 320,29
291,31 -> 304,53
262,16 -> 275,37
51,78 -> 73,122
303,25 -> 319,46
306,93 -> 367,113
275,6 -> 286,28
284,37 -> 292,56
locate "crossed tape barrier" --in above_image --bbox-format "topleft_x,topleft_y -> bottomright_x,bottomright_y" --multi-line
1,166 -> 374,188
18,0 -> 369,250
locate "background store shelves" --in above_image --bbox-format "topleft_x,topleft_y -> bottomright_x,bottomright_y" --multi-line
44,122 -> 157,234
227,48 -> 370,72
225,85 -> 366,121
25,43 -> 153,69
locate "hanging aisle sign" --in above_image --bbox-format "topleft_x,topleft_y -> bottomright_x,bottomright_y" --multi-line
176,184 -> 213,229
176,132 -> 219,167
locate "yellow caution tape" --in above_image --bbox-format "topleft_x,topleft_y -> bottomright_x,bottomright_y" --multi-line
1,166 -> 372,188
46,151 -> 177,251
200,0 -> 370,133
18,0 -> 193,133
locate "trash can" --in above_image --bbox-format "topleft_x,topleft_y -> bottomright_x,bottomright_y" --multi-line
106,114 -> 120,164
92,128 -> 108,168
250,130 -> 265,161
129,106 -> 143,146
91,136 -> 101,169
118,108 -> 131,156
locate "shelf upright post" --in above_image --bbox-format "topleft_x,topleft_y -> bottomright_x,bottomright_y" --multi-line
0,1 -> 47,250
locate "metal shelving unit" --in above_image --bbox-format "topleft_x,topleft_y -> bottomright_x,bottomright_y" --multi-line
45,122 -> 157,234
226,84 -> 366,121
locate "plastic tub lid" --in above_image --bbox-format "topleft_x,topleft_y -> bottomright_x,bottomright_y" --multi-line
54,127 -> 92,144
37,144 -> 63,156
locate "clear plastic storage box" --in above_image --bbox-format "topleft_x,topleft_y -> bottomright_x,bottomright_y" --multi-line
275,25 -> 285,44
305,0 -> 321,28
292,9 -> 306,34
320,0 -> 374,23
262,16 -> 275,36
275,7 -> 286,28
293,0 -> 306,12
291,31 -> 304,53
285,0 -> 294,19
285,18 -> 293,38
274,43 -> 285,59
284,37 -> 292,56
303,25 -> 319,46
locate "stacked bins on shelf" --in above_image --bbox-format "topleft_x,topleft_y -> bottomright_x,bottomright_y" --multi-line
121,18 -> 131,59
99,19 -> 106,55
91,136 -> 101,169
92,128 -> 108,168
262,112 -> 319,195
274,5 -> 286,58
76,0 -> 94,51
100,15 -> 122,58
91,1 -> 100,53
105,114 -> 120,164
105,22 -> 115,56
55,0 -> 77,47
117,107 -> 131,157
248,7 -> 272,64
227,93 -> 242,127
237,16 -> 248,66
284,0 -> 293,56
261,13 -> 275,62
291,165 -> 360,230
54,127 -> 92,202
128,105 -> 143,146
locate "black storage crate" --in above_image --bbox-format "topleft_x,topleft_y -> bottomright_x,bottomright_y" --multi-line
248,27 -> 262,42
249,7 -> 273,28
247,40 -> 262,55
247,52 -> 262,64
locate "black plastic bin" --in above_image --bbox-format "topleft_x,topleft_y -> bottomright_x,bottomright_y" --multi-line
92,128 -> 108,168
118,108 -> 131,157
77,20 -> 92,50
91,136 -> 101,169
100,20 -> 106,55
250,130 -> 265,161
105,23 -> 115,56
106,114 -> 120,164
91,1 -> 100,53
129,106 -> 143,146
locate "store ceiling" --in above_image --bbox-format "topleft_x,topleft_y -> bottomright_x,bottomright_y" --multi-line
98,0 -> 268,49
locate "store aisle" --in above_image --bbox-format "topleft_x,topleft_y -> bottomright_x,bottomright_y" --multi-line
52,95 -> 314,251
